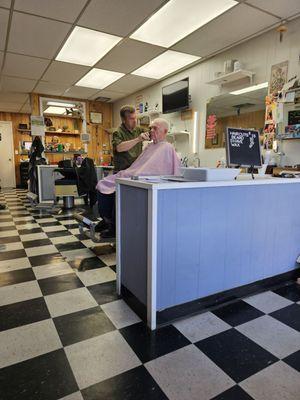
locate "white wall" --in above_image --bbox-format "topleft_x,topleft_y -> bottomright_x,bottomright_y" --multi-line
113,17 -> 300,167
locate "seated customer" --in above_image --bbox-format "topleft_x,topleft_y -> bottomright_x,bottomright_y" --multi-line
96,118 -> 181,237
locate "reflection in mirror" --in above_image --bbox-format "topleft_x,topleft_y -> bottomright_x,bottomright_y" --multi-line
205,87 -> 267,148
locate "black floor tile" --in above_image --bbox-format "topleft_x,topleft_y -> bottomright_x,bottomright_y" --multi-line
55,241 -> 86,252
283,350 -> 300,373
212,300 -> 264,327
22,238 -> 52,248
88,281 -> 120,305
0,225 -> 15,232
69,256 -> 106,271
0,248 -> 26,261
110,265 -> 116,273
56,215 -> 77,221
0,349 -> 78,400
0,236 -> 20,244
14,219 -> 36,225
18,227 -> 43,235
0,297 -> 49,331
45,230 -> 72,238
29,252 -> 65,267
211,385 -> 254,400
10,212 -> 30,217
38,221 -> 62,227
273,283 -> 300,302
270,304 -> 300,332
38,273 -> 84,295
82,365 -> 168,400
33,215 -> 52,219
0,268 -> 35,287
120,322 -> 190,363
195,329 -> 278,382
54,306 -> 115,346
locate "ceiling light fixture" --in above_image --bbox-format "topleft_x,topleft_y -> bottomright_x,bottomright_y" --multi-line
56,26 -> 122,66
132,50 -> 200,79
44,106 -> 66,115
230,82 -> 269,95
130,0 -> 237,47
47,101 -> 76,108
75,68 -> 124,89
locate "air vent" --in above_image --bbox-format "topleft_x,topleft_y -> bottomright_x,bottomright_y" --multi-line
95,96 -> 111,102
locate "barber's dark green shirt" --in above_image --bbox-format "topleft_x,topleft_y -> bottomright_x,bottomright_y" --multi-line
112,123 -> 143,172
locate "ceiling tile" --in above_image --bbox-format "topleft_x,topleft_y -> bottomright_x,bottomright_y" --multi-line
0,0 -> 11,7
20,102 -> 31,113
34,81 -> 69,96
1,76 -> 37,92
0,8 -> 9,51
95,38 -> 165,73
42,61 -> 89,85
246,0 -> 300,19
105,74 -> 156,94
62,86 -> 100,99
3,53 -> 50,79
14,0 -> 88,23
0,51 -> 3,67
88,89 -> 126,101
8,12 -> 71,59
78,0 -> 166,36
0,92 -> 29,102
172,3 -> 279,57
0,101 -> 23,111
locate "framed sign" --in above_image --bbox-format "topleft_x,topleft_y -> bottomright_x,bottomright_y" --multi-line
90,112 -> 103,124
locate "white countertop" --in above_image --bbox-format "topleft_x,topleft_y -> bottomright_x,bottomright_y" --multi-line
116,175 -> 300,190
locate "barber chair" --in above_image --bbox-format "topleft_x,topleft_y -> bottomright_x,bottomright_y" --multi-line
54,160 -> 78,210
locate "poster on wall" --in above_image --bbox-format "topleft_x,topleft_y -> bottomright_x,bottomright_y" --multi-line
206,114 -> 217,139
269,61 -> 289,95
31,115 -> 45,136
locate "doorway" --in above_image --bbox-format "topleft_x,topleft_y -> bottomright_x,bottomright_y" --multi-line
0,121 -> 16,188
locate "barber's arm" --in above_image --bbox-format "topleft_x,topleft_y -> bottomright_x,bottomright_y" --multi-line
115,131 -> 150,153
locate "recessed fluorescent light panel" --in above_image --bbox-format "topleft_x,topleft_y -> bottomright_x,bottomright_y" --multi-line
47,101 -> 76,108
76,68 -> 124,89
44,106 -> 66,115
56,26 -> 122,66
230,82 -> 269,95
130,0 -> 237,47
132,51 -> 200,79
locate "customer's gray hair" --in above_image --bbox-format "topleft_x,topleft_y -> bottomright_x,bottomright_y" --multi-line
152,118 -> 169,132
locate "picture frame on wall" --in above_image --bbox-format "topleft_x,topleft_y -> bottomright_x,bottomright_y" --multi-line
90,112 -> 103,124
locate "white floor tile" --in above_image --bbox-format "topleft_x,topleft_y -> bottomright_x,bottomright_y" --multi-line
0,230 -> 18,238
60,219 -> 77,225
33,262 -> 74,280
58,392 -> 84,400
50,235 -> 79,245
0,215 -> 11,220
0,242 -> 24,252
25,244 -> 58,257
76,267 -> 115,286
16,223 -> 39,230
45,287 -> 98,317
243,290 -> 293,313
102,299 -> 141,329
20,232 -> 48,241
8,206 -> 27,210
237,315 -> 300,358
37,218 -> 57,223
69,228 -> 80,235
60,248 -> 95,262
13,216 -> 33,222
173,312 -> 231,343
0,280 -> 42,306
0,221 -> 15,227
0,319 -> 62,368
146,345 -> 234,400
80,239 -> 95,248
65,330 -> 141,390
240,361 -> 300,400
42,225 -> 67,232
98,253 -> 116,267
0,257 -> 31,273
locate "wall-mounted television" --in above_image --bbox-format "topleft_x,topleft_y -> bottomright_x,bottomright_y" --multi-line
162,78 -> 189,114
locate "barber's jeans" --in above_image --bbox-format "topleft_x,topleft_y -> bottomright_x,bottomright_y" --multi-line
97,191 -> 115,229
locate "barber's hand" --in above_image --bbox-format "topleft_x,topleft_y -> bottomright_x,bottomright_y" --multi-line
139,132 -> 150,142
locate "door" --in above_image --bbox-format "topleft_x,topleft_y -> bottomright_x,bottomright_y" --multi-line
0,121 -> 16,188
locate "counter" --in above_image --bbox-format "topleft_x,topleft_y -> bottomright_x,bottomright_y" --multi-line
116,176 -> 300,329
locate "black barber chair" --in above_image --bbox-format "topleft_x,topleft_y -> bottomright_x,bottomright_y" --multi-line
54,160 -> 78,209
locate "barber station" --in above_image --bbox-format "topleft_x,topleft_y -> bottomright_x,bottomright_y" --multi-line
1,3 -> 300,398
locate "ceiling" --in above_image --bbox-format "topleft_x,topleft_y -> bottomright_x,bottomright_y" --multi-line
0,0 -> 299,113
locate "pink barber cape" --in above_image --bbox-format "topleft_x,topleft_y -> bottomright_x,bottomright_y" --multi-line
97,141 -> 181,194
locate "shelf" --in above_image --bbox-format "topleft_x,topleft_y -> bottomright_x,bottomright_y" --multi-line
43,114 -> 82,119
206,70 -> 254,86
136,111 -> 161,119
45,151 -> 87,154
18,129 -> 81,135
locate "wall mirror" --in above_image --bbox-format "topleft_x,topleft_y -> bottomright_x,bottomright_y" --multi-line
205,87 -> 267,148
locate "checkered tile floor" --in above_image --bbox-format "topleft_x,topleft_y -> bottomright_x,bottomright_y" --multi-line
0,189 -> 300,400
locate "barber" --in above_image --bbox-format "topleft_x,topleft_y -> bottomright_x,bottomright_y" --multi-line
112,105 -> 150,172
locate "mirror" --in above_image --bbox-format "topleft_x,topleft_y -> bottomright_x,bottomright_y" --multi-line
205,87 -> 267,148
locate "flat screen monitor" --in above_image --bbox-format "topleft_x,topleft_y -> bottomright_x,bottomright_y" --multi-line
226,127 -> 262,168
162,78 -> 189,114
24,141 -> 32,151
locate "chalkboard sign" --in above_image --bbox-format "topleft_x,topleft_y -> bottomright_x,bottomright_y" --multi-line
226,127 -> 262,167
